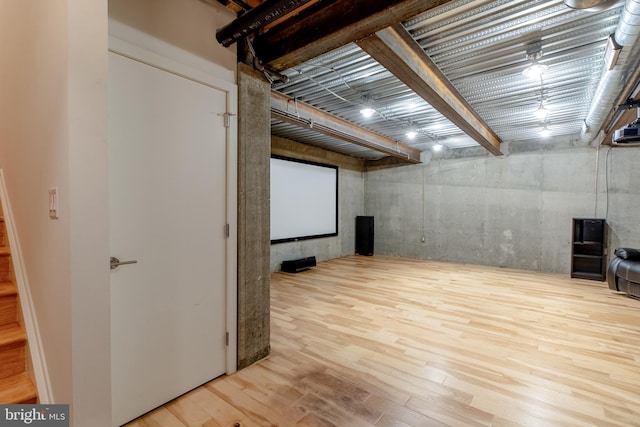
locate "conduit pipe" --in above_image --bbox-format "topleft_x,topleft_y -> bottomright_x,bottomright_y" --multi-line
582,0 -> 640,140
216,0 -> 316,47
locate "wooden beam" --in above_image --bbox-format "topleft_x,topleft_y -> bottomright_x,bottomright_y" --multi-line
604,106 -> 637,146
254,0 -> 454,71
271,90 -> 422,163
357,25 -> 503,156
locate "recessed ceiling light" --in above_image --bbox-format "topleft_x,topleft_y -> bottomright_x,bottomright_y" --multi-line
406,130 -> 418,139
433,143 -> 443,152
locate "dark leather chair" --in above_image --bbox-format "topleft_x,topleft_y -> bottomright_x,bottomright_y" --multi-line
607,248 -> 640,300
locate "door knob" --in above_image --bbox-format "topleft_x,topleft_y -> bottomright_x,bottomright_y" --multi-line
110,256 -> 138,270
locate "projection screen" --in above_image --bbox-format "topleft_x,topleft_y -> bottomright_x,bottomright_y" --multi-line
270,156 -> 338,243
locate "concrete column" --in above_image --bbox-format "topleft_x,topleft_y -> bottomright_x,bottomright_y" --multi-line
237,63 -> 271,368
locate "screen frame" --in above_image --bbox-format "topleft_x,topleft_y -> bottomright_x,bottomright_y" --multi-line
270,155 -> 339,244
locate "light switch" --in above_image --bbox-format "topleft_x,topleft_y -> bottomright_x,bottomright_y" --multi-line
49,188 -> 58,219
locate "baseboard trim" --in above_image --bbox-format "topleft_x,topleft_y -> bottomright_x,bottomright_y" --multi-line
0,169 -> 53,403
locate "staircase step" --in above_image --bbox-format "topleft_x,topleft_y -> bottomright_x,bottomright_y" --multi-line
0,293 -> 17,326
0,324 -> 26,380
0,281 -> 16,297
0,323 -> 24,347
0,217 -> 5,247
0,249 -> 11,282
0,282 -> 18,327
0,372 -> 37,404
0,246 -> 10,256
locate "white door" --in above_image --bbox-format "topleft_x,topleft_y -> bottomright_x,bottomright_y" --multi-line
109,52 -> 228,426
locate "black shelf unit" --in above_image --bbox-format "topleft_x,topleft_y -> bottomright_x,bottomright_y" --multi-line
571,218 -> 606,281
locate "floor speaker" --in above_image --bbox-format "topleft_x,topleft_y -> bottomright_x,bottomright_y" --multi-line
356,216 -> 374,256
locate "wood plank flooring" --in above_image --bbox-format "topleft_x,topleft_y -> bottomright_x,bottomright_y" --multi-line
125,255 -> 640,427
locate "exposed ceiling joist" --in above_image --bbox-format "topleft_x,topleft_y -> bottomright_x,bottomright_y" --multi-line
271,90 -> 422,163
253,0 -> 454,71
357,24 -> 503,156
216,0 -> 318,47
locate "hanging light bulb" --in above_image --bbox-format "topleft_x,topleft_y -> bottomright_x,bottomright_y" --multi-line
360,107 -> 375,118
405,122 -> 418,139
523,51 -> 548,80
534,102 -> 549,119
540,122 -> 551,138
360,95 -> 376,118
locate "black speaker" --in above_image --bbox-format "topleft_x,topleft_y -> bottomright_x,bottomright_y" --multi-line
281,256 -> 317,273
355,216 -> 374,256
582,219 -> 604,243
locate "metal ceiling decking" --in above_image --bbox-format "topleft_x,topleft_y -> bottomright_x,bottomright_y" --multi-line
267,0 -> 626,158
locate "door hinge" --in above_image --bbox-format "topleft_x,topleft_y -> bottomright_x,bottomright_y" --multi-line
224,223 -> 230,238
225,332 -> 229,346
219,112 -> 236,128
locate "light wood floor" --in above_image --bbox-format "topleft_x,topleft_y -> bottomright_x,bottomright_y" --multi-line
125,255 -> 640,427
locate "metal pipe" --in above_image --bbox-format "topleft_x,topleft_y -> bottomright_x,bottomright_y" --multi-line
216,0 -> 317,47
616,0 -> 640,46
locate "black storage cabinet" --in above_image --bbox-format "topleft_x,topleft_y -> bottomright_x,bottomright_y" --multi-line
355,216 -> 374,256
571,218 -> 606,281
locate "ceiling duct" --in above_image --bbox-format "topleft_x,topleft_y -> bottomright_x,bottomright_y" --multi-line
564,0 -> 621,12
582,0 -> 640,140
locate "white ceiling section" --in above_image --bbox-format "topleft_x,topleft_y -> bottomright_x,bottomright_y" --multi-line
222,0 -> 640,160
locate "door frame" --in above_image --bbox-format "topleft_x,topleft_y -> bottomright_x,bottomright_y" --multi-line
108,34 -> 238,376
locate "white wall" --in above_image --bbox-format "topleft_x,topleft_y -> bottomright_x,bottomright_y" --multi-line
0,0 -> 73,406
0,0 -> 110,425
0,0 -> 235,425
109,0 -> 236,83
68,0 -> 111,424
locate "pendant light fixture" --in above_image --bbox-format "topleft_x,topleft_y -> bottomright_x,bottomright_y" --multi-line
523,51 -> 548,80
535,103 -> 549,119
359,106 -> 375,118
405,121 -> 418,139
540,121 -> 551,137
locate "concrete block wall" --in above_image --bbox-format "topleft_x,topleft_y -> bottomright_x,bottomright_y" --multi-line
365,139 -> 640,273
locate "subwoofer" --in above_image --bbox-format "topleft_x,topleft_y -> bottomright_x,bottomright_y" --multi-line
281,256 -> 317,273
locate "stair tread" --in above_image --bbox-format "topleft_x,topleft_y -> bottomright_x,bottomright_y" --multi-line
0,372 -> 37,404
0,281 -> 17,297
0,246 -> 9,256
0,323 -> 26,347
